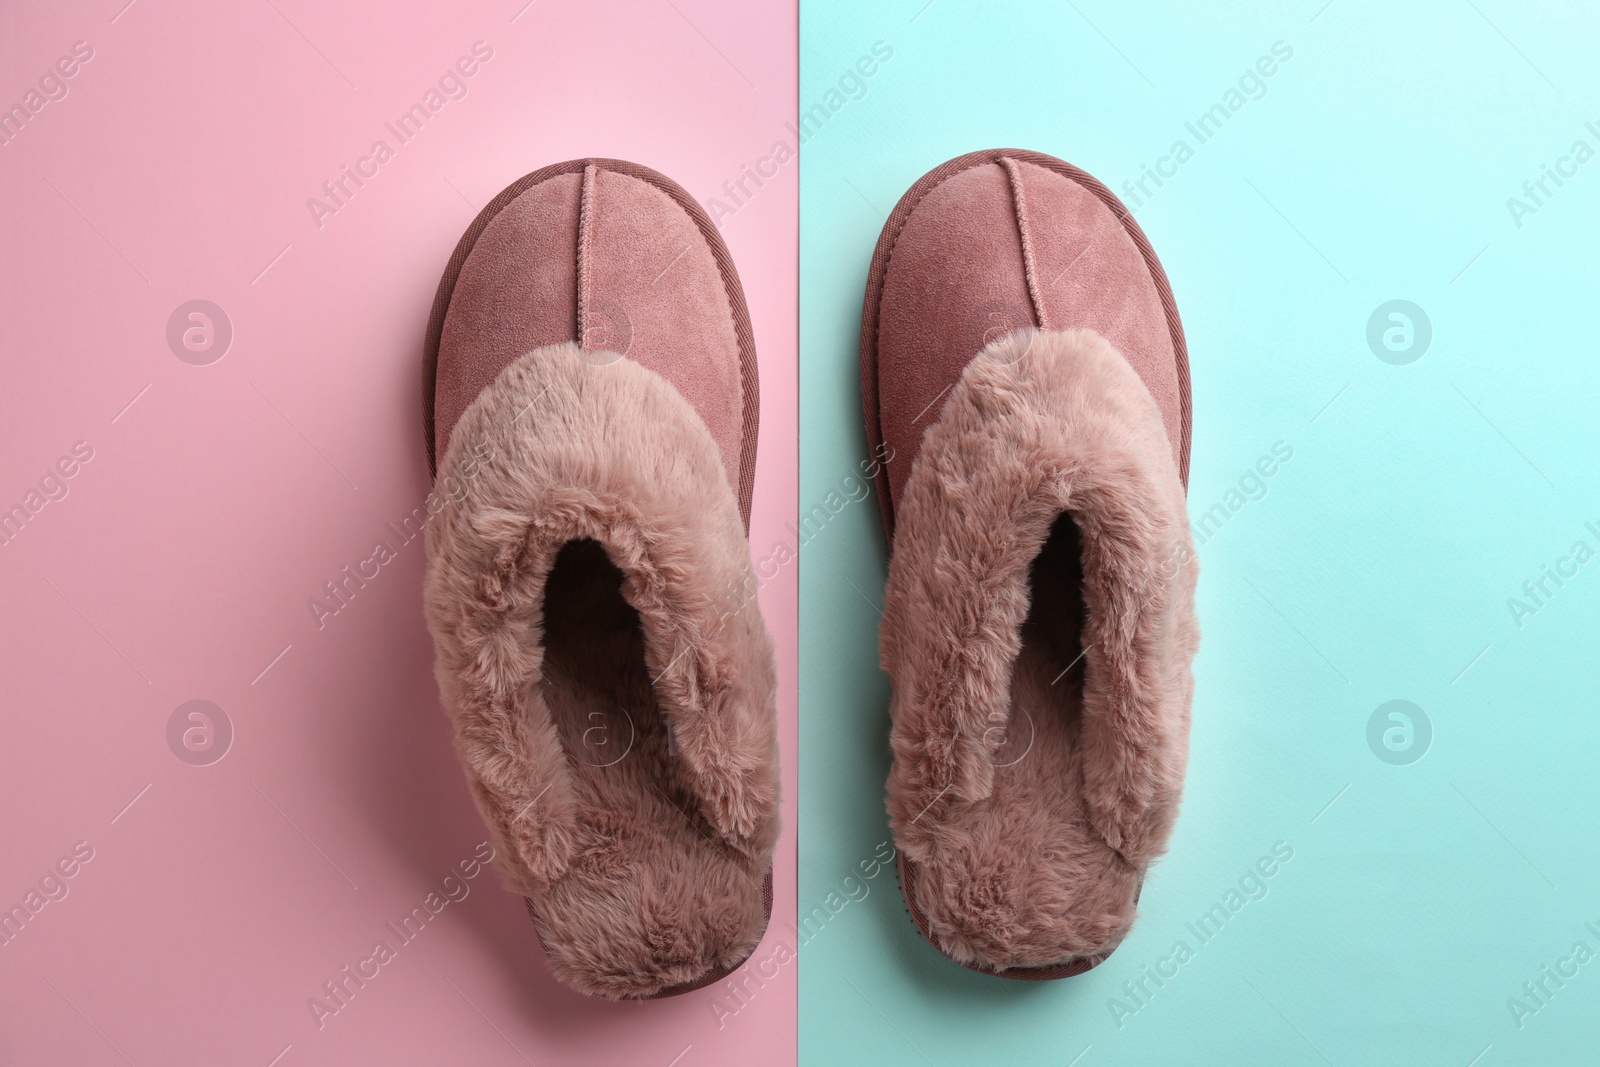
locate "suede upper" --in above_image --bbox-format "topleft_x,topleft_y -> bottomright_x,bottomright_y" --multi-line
863,149 -> 1190,531
420,160 -> 775,999
862,149 -> 1197,976
428,159 -> 758,521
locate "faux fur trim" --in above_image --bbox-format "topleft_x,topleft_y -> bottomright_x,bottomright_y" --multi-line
882,327 -> 1198,871
423,342 -> 780,896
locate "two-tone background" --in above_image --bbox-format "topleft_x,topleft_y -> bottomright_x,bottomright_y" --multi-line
6,0 -> 1600,1064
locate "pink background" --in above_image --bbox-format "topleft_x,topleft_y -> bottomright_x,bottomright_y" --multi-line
0,1 -> 797,1064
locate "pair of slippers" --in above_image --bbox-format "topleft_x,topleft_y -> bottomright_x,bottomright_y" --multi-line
420,151 -> 1198,998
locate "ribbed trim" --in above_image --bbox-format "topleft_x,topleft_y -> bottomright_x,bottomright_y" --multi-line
576,163 -> 598,350
1000,155 -> 1050,332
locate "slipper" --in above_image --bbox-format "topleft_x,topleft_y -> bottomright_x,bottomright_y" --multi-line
860,149 -> 1198,978
421,159 -> 779,999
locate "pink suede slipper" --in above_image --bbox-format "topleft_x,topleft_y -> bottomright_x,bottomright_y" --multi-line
861,149 -> 1198,979
421,159 -> 778,999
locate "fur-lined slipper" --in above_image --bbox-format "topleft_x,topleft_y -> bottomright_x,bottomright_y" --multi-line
421,159 -> 779,1000
860,149 -> 1198,979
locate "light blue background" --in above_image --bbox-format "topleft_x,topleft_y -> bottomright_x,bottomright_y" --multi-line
799,2 -> 1600,1063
